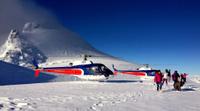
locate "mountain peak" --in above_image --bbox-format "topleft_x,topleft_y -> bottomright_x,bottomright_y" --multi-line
0,29 -> 47,67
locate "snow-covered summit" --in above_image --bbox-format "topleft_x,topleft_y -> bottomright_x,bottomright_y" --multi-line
0,29 -> 47,67
21,22 -> 106,57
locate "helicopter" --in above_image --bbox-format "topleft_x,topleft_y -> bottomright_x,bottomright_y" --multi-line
33,55 -> 114,81
112,64 -> 159,80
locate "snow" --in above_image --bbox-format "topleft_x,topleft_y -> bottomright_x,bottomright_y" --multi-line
21,23 -> 106,57
0,76 -> 200,111
1,59 -> 199,111
190,75 -> 200,84
0,61 -> 56,85
0,29 -> 47,67
0,1 -> 199,110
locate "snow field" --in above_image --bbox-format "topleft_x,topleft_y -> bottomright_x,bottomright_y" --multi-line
0,77 -> 200,111
0,97 -> 34,111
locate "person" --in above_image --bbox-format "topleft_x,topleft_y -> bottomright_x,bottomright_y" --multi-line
154,70 -> 163,91
162,69 -> 168,86
180,73 -> 187,87
167,69 -> 171,82
172,70 -> 181,91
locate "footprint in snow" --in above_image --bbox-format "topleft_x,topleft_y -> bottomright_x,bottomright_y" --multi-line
0,104 -> 3,109
90,106 -> 97,111
0,97 -> 34,111
94,102 -> 104,107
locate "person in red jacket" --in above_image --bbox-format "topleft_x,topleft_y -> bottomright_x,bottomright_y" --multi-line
180,73 -> 188,87
154,70 -> 163,91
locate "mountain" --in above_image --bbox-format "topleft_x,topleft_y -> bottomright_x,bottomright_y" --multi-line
0,0 -> 140,69
0,29 -> 47,67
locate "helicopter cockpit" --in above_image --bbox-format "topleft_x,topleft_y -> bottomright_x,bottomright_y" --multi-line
85,64 -> 113,77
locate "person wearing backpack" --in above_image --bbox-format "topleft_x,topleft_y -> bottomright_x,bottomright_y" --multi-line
172,71 -> 181,91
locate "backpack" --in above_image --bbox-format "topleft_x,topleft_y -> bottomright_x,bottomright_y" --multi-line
172,74 -> 176,81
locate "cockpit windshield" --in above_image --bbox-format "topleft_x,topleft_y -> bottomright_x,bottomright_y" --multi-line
86,64 -> 113,76
87,66 -> 102,75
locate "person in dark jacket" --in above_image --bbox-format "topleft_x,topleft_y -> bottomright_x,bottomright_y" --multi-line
154,70 -> 163,91
172,71 -> 181,91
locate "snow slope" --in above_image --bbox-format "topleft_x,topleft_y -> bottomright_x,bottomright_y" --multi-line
21,22 -> 107,57
0,76 -> 199,111
0,61 -> 56,85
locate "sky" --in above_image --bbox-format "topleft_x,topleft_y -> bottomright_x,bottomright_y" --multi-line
34,0 -> 200,74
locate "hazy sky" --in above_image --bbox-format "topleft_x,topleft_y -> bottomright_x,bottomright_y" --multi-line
2,0 -> 200,74
0,0 -> 63,35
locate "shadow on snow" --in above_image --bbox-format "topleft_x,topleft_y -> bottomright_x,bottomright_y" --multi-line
162,87 -> 196,93
99,79 -> 143,83
0,61 -> 57,86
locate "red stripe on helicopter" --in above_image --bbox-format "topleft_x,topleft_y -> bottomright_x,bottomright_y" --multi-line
34,69 -> 83,77
44,69 -> 83,75
35,69 -> 40,77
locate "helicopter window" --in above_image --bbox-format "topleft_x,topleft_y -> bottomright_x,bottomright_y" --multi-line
100,66 -> 105,71
147,71 -> 156,76
101,66 -> 110,72
87,66 -> 100,75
